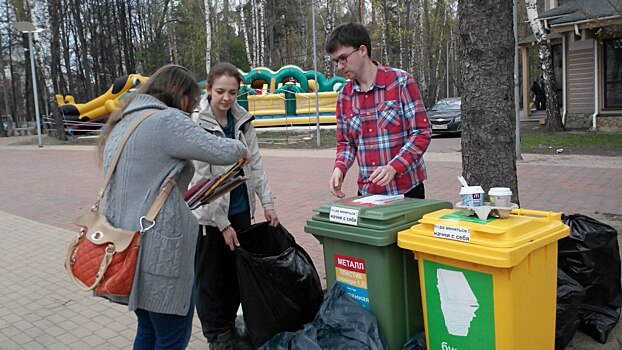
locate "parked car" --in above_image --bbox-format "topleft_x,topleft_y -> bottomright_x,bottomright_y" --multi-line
427,97 -> 461,134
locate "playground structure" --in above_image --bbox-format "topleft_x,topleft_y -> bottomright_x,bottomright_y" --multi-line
237,65 -> 346,127
55,74 -> 147,124
55,65 -> 346,130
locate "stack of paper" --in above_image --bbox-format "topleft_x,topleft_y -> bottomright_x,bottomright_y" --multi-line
437,269 -> 479,336
184,160 -> 247,210
352,194 -> 405,205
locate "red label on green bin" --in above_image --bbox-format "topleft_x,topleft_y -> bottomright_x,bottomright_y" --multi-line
334,254 -> 366,273
334,254 -> 370,310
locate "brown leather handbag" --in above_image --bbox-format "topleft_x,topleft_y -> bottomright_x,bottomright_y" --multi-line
64,109 -> 174,296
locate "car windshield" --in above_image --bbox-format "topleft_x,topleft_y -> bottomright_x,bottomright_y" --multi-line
430,99 -> 460,111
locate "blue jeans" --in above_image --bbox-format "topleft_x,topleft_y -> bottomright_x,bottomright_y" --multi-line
133,291 -> 195,350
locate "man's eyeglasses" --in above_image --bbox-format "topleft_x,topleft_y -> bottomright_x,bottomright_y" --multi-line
332,48 -> 359,65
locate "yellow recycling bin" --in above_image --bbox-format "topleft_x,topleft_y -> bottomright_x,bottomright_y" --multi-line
397,208 -> 569,350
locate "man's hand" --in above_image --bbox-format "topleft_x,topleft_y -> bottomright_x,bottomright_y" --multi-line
329,168 -> 345,198
370,165 -> 397,187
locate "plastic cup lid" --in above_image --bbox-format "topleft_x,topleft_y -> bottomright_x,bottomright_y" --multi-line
460,186 -> 484,195
488,187 -> 512,196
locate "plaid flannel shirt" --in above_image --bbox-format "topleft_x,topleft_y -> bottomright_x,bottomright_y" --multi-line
334,62 -> 431,195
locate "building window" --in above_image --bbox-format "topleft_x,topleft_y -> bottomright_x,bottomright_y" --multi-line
604,39 -> 622,109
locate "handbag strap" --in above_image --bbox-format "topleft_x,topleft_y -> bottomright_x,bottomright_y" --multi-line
98,109 -> 159,199
95,108 -> 175,228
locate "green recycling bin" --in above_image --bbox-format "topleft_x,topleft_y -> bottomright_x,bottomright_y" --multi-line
304,196 -> 452,350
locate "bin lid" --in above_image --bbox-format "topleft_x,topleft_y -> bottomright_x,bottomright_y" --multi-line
397,208 -> 569,267
304,197 -> 452,246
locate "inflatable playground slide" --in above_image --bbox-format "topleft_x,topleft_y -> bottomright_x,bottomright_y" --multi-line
56,74 -> 147,125
55,65 -> 346,129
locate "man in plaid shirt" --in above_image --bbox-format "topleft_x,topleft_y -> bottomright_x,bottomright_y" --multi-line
325,22 -> 431,199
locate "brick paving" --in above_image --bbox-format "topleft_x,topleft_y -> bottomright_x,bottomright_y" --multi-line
1,135 -> 621,349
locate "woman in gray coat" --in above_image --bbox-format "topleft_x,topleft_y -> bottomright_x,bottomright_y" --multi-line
96,64 -> 250,350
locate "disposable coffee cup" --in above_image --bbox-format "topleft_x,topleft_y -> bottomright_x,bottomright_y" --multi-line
488,187 -> 512,207
460,186 -> 484,207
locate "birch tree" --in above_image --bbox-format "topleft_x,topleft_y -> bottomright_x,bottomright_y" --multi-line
222,0 -> 230,61
459,0 -> 519,204
239,0 -> 253,67
251,0 -> 259,66
204,0 -> 212,74
323,0 -> 335,77
259,0 -> 265,66
525,0 -> 564,131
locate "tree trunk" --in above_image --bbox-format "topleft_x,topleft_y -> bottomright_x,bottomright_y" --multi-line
167,7 -> 179,64
380,2 -> 388,63
204,0 -> 212,74
50,95 -> 67,141
222,0 -> 230,61
459,0 -> 519,205
239,0 -> 253,68
69,0 -> 94,100
265,0 -> 275,67
259,0 -> 265,66
525,0 -> 564,131
359,0 -> 365,23
0,35 -> 10,137
251,0 -> 258,66
324,0 -> 335,77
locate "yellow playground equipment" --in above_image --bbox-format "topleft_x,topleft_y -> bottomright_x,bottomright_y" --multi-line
56,65 -> 346,128
56,74 -> 147,122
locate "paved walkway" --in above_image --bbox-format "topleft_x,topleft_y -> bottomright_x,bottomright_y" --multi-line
0,135 -> 621,349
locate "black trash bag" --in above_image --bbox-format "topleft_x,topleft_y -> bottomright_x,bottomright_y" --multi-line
235,222 -> 324,348
559,214 -> 622,344
555,268 -> 585,350
401,332 -> 426,350
258,283 -> 387,350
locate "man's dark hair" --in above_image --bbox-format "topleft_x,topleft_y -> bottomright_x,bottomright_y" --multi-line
325,22 -> 372,58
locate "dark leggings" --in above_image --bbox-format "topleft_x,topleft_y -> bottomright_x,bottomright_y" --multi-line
194,210 -> 251,341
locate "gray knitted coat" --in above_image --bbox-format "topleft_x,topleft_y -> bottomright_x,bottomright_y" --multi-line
100,94 -> 246,316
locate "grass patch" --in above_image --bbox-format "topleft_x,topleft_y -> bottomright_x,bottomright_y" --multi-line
257,127 -> 622,156
520,129 -> 622,155
256,128 -> 337,149
12,126 -> 622,156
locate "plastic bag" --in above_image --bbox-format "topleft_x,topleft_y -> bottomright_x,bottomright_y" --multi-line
236,222 -> 324,348
400,332 -> 426,350
559,214 -> 622,344
555,268 -> 585,350
259,283 -> 387,350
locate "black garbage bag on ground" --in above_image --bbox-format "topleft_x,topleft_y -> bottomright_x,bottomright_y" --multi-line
258,283 -> 387,350
559,214 -> 622,344
555,268 -> 585,350
235,222 -> 324,348
401,332 -> 426,350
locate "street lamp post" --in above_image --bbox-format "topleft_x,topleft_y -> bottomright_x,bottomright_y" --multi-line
12,22 -> 44,148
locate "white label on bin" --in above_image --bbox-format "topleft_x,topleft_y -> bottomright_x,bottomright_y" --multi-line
329,206 -> 359,226
434,224 -> 471,242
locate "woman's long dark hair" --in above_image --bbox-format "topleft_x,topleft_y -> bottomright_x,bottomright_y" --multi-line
97,64 -> 200,165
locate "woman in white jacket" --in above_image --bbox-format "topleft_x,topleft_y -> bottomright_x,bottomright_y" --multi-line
191,62 -> 279,349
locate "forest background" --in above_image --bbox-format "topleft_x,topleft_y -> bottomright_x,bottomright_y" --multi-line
1,0 -> 545,124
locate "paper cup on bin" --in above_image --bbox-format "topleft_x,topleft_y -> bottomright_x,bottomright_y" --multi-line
460,186 -> 484,207
489,187 -> 512,207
